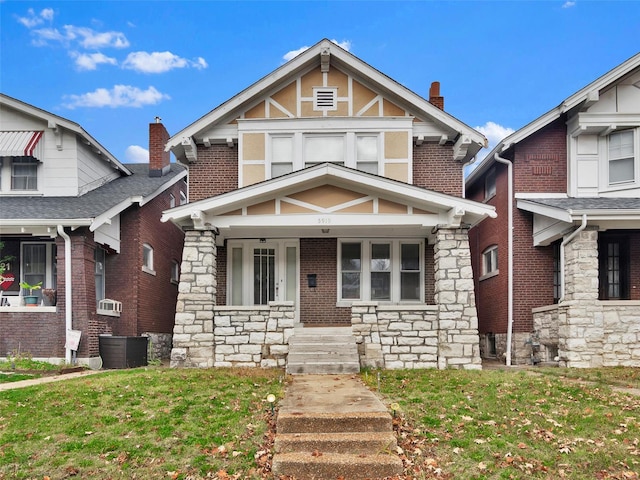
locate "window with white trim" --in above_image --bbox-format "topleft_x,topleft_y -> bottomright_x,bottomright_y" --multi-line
271,135 -> 294,178
20,242 -> 56,301
356,135 -> 378,174
95,247 -> 105,304
169,193 -> 176,208
304,135 -> 345,167
179,190 -> 187,205
142,243 -> 155,275
485,167 -> 496,200
481,245 -> 498,278
608,130 -> 635,185
338,240 -> 423,303
171,260 -> 180,284
11,158 -> 38,191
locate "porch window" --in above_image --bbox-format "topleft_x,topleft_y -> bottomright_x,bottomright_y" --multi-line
608,130 -> 635,185
20,242 -> 56,299
340,242 -> 361,299
598,235 -> 630,300
11,158 -> 38,191
95,247 -> 105,304
339,240 -> 423,303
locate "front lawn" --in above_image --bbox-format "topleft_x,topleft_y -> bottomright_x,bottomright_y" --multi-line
0,366 -> 638,479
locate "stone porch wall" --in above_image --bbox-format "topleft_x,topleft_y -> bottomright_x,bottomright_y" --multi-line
213,303 -> 294,368
351,304 -> 439,369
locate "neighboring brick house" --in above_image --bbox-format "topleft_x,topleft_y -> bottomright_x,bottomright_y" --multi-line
161,39 -> 495,370
0,94 -> 186,366
466,53 -> 640,367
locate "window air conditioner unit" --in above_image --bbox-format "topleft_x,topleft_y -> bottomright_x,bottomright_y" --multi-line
98,299 -> 122,317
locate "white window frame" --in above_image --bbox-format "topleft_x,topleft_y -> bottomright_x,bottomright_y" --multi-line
337,239 -> 424,305
608,129 -> 636,186
169,193 -> 176,208
142,243 -> 155,275
95,247 -> 106,305
481,245 -> 498,280
11,158 -> 39,191
171,260 -> 180,284
20,241 -> 56,298
485,167 -> 496,200
269,134 -> 294,178
179,190 -> 187,205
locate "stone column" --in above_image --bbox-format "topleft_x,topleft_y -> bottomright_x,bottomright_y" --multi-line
170,229 -> 216,368
434,227 -> 481,369
558,228 -> 603,367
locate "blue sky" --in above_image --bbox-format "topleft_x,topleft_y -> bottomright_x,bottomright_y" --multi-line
1,1 -> 639,164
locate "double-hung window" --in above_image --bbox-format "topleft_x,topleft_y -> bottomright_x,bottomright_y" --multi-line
338,240 -> 423,303
481,245 -> 498,279
95,247 -> 105,304
12,158 -> 38,191
271,135 -> 294,178
304,135 -> 345,167
356,135 -> 378,174
20,242 -> 56,300
608,130 -> 635,185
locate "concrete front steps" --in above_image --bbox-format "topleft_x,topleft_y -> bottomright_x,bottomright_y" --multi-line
272,375 -> 403,480
286,326 -> 360,375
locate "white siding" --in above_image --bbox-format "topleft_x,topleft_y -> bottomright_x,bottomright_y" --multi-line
94,215 -> 121,253
77,140 -> 119,195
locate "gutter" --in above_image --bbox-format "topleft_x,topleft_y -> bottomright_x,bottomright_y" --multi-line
494,153 -> 514,366
57,225 -> 72,364
559,214 -> 588,302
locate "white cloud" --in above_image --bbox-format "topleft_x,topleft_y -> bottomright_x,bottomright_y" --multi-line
16,8 -> 54,28
29,24 -> 129,49
475,121 -> 515,152
63,85 -> 170,109
282,39 -> 352,62
122,51 -> 209,73
125,145 -> 149,163
63,25 -> 130,49
70,52 -> 117,71
562,1 -> 576,8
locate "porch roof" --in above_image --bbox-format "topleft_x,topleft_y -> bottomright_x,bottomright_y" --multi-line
162,163 -> 496,242
517,196 -> 640,245
0,163 -> 186,235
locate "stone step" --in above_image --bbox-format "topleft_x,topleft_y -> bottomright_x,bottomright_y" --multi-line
286,361 -> 361,375
272,451 -> 403,480
287,343 -> 358,353
289,334 -> 357,345
277,411 -> 392,434
274,431 -> 397,454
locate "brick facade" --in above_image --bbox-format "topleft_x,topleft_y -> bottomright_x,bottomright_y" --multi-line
189,144 -> 239,202
413,142 -> 463,196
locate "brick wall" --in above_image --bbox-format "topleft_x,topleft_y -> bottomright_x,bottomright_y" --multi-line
299,238 -> 351,325
413,142 -> 462,196
189,144 -> 239,202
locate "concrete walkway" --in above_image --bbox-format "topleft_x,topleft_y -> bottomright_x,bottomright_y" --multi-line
0,369 -> 105,392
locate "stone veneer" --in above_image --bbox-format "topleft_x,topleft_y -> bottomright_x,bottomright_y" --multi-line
532,229 -> 640,367
171,227 -> 482,370
143,332 -> 173,361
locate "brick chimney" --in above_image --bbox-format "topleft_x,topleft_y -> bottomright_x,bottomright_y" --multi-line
429,81 -> 444,110
149,117 -> 170,177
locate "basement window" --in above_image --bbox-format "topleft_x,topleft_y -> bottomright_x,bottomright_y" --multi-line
313,88 -> 337,111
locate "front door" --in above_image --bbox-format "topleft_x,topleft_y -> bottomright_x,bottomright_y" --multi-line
229,240 -> 299,320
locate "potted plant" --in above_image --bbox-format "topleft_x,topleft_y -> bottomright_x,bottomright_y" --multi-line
19,281 -> 42,306
42,288 -> 57,306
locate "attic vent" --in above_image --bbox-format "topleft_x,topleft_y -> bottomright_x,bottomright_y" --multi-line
98,298 -> 122,317
314,88 -> 337,111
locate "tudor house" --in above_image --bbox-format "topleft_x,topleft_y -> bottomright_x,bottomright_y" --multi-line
162,39 -> 495,372
466,53 -> 640,367
0,94 -> 186,366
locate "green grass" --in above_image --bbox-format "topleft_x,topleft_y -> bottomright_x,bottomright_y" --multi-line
1,365 -> 639,479
363,368 -> 640,479
0,367 -> 284,479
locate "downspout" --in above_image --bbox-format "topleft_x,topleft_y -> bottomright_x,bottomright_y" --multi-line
494,153 -> 514,366
57,225 -> 72,364
559,214 -> 588,302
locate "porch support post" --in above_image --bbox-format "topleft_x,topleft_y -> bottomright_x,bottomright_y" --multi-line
433,226 -> 481,370
170,229 -> 217,368
558,228 -> 603,367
